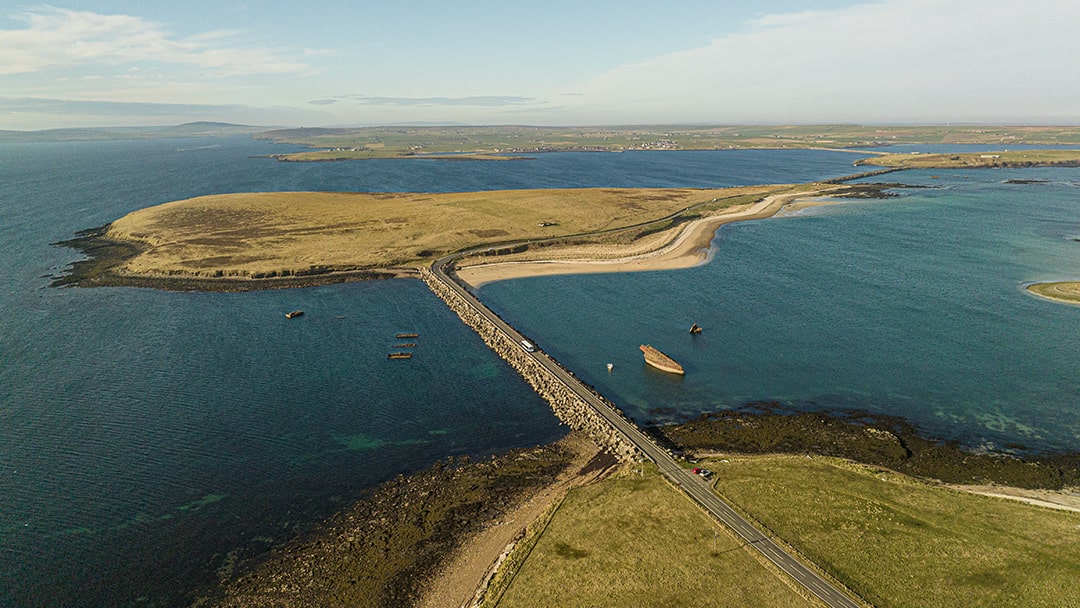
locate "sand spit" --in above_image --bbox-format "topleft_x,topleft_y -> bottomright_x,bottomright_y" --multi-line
455,190 -> 821,287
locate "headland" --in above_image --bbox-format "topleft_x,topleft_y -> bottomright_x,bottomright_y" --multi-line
52,184 -> 845,290
55,181 -> 909,291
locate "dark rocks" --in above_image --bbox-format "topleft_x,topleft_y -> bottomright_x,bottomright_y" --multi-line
657,404 -> 1080,490
205,446 -> 575,608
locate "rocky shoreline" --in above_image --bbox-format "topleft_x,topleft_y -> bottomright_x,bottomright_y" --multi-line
197,441 -> 604,608
654,402 -> 1080,490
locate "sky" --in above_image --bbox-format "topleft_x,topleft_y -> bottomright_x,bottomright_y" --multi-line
2,0 -> 1079,130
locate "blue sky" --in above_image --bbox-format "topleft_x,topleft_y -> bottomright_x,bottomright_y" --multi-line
2,0 -> 1078,129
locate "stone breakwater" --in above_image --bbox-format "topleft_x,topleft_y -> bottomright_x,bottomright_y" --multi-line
421,267 -> 639,462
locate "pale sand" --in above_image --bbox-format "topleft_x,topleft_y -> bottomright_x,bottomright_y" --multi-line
455,189 -> 833,287
948,484 -> 1080,513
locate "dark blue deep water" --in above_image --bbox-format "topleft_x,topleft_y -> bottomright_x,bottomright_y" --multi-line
2,138 -> 1076,606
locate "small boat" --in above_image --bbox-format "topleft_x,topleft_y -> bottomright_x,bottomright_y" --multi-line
285,310 -> 304,319
639,344 -> 685,375
394,343 -> 417,348
689,323 -> 702,334
607,363 -> 614,372
396,333 -> 419,339
387,352 -> 413,360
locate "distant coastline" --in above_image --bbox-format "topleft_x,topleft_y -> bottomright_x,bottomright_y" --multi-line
263,151 -> 533,162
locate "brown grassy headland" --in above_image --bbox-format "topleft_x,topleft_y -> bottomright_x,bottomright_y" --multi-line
54,185 -> 824,290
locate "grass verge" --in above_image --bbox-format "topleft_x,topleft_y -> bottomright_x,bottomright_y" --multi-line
491,464 -> 818,608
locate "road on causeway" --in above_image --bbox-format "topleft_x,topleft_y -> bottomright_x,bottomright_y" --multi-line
431,254 -> 864,608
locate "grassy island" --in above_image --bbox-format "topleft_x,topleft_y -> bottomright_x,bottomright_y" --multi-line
56,184 -> 827,289
858,149 -> 1080,169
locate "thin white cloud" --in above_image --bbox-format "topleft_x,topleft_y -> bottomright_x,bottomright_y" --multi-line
0,97 -> 334,129
0,7 -> 310,76
342,95 -> 540,107
566,0 -> 1080,123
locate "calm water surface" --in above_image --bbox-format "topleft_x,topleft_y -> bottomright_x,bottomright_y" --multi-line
0,139 -> 865,607
481,168 -> 1080,452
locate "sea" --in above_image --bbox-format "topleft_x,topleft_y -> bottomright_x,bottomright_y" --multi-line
1,137 -> 1079,607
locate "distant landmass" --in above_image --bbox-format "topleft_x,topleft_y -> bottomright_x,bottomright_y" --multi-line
0,121 -> 269,143
253,124 -> 1080,160
8,122 -> 1080,151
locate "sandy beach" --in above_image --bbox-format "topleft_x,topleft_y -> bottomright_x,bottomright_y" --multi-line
456,189 -> 833,287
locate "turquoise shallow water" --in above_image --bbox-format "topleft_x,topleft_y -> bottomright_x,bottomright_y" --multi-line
0,139 -> 865,607
480,168 -> 1080,452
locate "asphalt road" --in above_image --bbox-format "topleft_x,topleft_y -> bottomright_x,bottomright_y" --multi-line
430,255 -> 865,608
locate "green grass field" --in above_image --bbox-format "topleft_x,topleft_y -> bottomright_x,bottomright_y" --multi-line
488,456 -> 1080,608
489,466 -> 819,608
708,455 -> 1080,608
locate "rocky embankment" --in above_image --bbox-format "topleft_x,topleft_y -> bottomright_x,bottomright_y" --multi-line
421,268 -> 639,462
